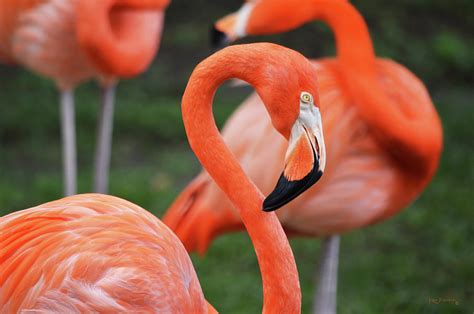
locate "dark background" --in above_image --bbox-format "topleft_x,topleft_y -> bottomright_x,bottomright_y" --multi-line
0,0 -> 472,312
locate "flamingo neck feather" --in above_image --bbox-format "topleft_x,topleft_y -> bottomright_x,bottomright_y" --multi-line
310,0 -> 442,172
76,0 -> 167,78
181,45 -> 301,314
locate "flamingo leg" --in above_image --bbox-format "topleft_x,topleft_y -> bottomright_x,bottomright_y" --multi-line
60,90 -> 77,196
313,235 -> 340,314
93,83 -> 116,194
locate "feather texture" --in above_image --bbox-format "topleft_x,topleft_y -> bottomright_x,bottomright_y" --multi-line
1,194 -> 208,313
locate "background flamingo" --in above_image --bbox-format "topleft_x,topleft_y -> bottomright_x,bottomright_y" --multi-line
0,43 -> 326,313
163,1 -> 443,313
0,0 -> 169,195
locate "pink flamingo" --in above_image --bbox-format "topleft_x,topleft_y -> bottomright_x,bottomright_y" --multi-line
0,43 -> 326,313
0,0 -> 169,194
164,1 -> 443,313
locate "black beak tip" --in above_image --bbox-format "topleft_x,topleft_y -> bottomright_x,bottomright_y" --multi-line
210,25 -> 230,50
262,199 -> 280,212
262,168 -> 323,212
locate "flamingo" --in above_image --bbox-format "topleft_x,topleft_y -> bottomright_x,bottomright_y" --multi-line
0,0 -> 169,195
0,43 -> 326,313
163,1 -> 443,313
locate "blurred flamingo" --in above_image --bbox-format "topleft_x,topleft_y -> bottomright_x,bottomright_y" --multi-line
0,0 -> 169,195
0,43 -> 326,313
163,1 -> 443,313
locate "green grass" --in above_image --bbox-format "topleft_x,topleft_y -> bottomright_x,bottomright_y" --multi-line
1,0 -> 473,312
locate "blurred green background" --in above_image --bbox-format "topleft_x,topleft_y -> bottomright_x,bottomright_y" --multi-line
0,0 -> 472,313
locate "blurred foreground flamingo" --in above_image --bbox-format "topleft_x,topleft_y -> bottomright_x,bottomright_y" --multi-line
0,0 -> 169,195
163,1 -> 443,312
0,43 -> 326,313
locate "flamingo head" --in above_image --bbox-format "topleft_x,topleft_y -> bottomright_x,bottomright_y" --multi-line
211,0 -> 313,48
234,44 -> 326,211
262,88 -> 326,212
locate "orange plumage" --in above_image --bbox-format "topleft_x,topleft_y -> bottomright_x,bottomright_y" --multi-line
0,0 -> 170,196
0,0 -> 167,88
163,0 -> 443,253
1,43 -> 322,313
1,194 -> 209,313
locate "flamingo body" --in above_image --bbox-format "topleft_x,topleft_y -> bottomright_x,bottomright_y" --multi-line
164,58 -> 442,252
1,194 -> 208,313
193,3 -> 443,313
0,0 -> 168,195
0,0 -> 164,88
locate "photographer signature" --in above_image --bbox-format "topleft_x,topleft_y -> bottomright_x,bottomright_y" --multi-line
428,297 -> 459,306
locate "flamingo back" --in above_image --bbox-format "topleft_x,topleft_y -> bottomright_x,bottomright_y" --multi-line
0,194 -> 208,313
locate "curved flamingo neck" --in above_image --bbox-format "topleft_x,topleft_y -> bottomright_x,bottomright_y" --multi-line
310,0 -> 376,77
182,45 -> 301,313
309,1 -> 442,174
76,0 -> 168,78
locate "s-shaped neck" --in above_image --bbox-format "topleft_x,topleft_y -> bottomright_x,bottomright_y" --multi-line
181,44 -> 301,313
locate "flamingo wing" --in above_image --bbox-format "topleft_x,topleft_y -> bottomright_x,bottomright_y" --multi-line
1,194 -> 208,313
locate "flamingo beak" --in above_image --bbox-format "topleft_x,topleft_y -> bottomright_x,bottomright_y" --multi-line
263,92 -> 326,212
210,2 -> 255,49
210,26 -> 232,50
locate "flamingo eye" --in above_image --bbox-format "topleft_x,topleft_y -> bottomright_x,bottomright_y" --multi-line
300,92 -> 313,104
